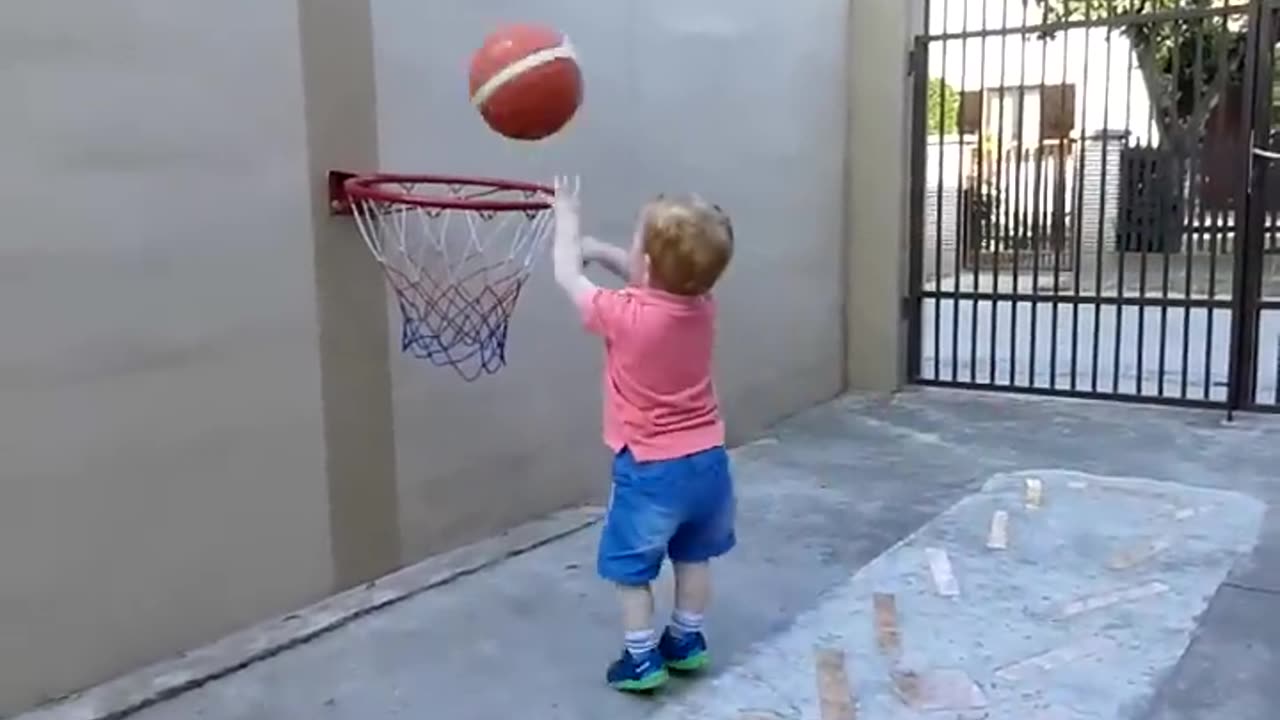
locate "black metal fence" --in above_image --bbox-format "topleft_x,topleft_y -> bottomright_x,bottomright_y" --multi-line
907,0 -> 1279,413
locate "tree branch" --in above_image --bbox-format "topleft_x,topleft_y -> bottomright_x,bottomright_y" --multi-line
1186,59 -> 1232,137
1131,37 -> 1177,144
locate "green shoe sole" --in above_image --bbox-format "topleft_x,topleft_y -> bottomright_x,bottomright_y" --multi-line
665,651 -> 709,672
610,667 -> 670,692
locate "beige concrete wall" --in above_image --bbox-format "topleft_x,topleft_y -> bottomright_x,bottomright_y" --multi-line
370,0 -> 850,559
298,0 -> 403,592
845,0 -> 926,391
0,3 -> 334,715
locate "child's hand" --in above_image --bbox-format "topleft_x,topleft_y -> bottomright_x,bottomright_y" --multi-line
550,175 -> 595,301
553,175 -> 581,242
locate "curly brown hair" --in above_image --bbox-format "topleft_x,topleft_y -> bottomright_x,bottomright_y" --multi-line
641,195 -> 734,296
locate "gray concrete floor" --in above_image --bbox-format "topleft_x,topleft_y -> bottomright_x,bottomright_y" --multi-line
112,390 -> 1280,719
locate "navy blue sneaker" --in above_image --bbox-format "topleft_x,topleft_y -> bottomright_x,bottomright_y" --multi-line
659,628 -> 709,672
606,648 -> 669,692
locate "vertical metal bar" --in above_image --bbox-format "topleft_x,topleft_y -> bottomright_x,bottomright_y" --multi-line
941,0 -> 959,384
956,28 -> 976,382
1181,15 -> 1207,401
907,36 -> 930,384
1134,53 -> 1157,399
1266,7 -> 1279,406
932,3 -> 949,383
1227,0 -> 1269,412
1008,26 -> 1031,386
1070,16 -> 1096,392
1049,27 -> 1073,391
1092,24 -> 1116,393
1112,28 -> 1137,395
1156,19 -> 1182,398
1028,31 -> 1051,389
978,0 -> 994,386
1263,3 -> 1277,409
1047,145 -> 1063,391
1205,213 -> 1223,400
989,0 -> 1013,384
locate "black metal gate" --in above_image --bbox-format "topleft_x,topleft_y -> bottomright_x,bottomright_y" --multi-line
907,0 -> 1280,413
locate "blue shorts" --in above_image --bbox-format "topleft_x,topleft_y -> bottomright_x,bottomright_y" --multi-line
598,446 -> 737,586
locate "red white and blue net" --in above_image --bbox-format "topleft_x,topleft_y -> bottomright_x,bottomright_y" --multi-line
345,174 -> 553,381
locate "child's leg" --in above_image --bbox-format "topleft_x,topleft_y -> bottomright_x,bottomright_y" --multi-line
597,449 -> 682,690
662,446 -> 735,671
617,583 -> 657,655
671,561 -> 711,636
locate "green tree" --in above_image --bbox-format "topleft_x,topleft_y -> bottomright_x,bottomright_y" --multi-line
1037,0 -> 1255,155
1038,0 -> 1280,247
927,77 -> 962,135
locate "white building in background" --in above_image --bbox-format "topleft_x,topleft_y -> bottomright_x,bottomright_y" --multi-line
927,0 -> 1154,152
922,0 -> 1157,278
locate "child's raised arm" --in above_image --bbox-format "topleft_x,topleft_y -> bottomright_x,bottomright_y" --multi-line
582,237 -> 632,282
551,176 -> 598,305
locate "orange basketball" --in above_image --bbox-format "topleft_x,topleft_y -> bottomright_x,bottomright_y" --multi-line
468,24 -> 583,141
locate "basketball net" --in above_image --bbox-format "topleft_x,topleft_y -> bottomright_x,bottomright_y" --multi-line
346,178 -> 553,381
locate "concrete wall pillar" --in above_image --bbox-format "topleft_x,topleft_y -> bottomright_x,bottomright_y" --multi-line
297,0 -> 403,588
844,0 -> 926,392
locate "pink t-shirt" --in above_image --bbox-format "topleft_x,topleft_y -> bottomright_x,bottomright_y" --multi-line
577,286 -> 725,462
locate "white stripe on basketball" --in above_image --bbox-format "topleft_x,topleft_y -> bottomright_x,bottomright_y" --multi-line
470,39 -> 577,108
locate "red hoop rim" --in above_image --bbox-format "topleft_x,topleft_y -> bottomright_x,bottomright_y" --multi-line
343,173 -> 553,212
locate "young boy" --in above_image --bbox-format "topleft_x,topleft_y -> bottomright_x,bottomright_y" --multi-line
550,177 -> 737,692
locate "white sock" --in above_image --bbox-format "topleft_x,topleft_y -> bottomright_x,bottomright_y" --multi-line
624,629 -> 658,657
670,609 -> 704,637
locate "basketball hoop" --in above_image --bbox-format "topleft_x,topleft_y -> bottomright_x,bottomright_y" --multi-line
330,171 -> 554,381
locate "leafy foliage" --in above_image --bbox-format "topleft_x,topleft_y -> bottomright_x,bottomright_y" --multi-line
1037,0 -> 1253,150
927,78 -> 962,135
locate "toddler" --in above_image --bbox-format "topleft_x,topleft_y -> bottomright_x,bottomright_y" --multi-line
550,178 -> 737,692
